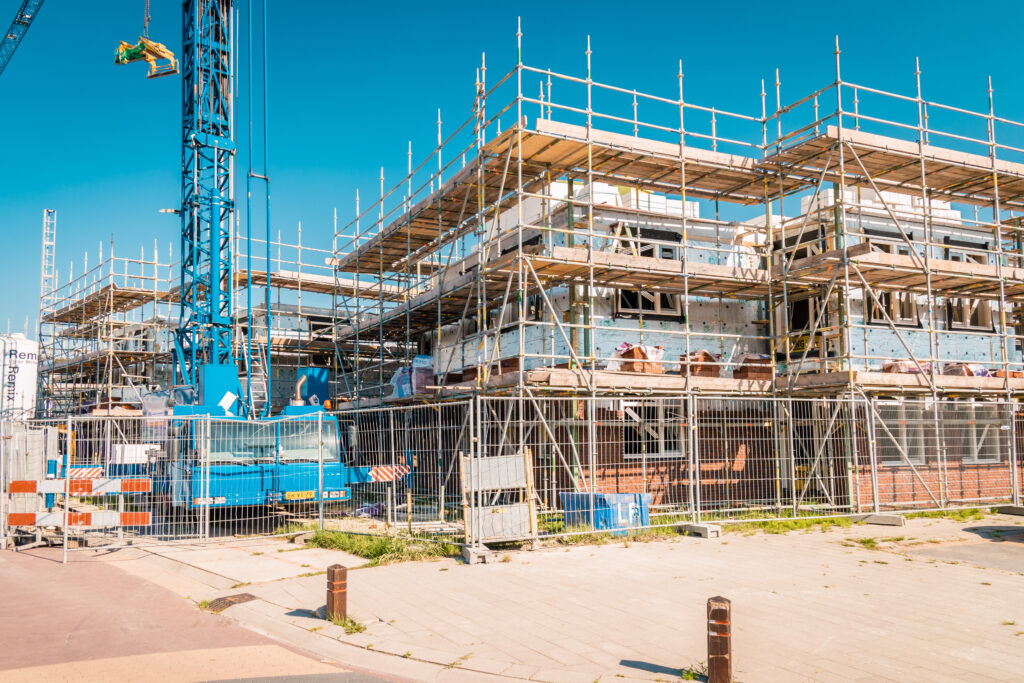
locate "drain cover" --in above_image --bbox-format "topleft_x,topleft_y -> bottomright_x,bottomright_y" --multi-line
205,593 -> 258,613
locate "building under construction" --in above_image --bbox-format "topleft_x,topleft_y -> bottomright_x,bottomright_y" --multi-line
325,36 -> 1023,528
28,35 -> 1024,543
36,225 -> 346,417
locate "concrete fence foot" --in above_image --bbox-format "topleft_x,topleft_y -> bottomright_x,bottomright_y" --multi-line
853,514 -> 905,527
681,523 -> 722,539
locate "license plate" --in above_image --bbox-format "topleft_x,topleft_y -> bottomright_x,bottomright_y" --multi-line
284,490 -> 315,501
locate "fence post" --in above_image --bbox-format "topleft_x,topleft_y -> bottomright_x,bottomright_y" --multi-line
63,415 -> 70,564
692,395 -> 703,523
1008,401 -> 1020,507
785,397 -> 798,517
1,420 -> 7,550
867,396 -> 880,514
318,410 -> 324,531
707,596 -> 732,683
326,564 -> 347,621
687,396 -> 697,524
587,397 -> 596,531
203,416 -> 211,543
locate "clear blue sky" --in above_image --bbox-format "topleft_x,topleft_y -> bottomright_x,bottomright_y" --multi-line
2,0 -> 1023,336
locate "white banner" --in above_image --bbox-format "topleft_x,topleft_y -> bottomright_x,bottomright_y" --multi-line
1,334 -> 39,419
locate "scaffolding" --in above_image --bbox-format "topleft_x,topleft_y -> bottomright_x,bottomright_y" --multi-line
38,239 -> 173,415
330,32 -> 1024,410
36,226 -> 371,416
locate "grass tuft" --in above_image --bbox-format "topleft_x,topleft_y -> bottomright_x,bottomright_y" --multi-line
326,613 -> 366,634
308,530 -> 459,567
680,660 -> 708,680
725,517 -> 854,536
905,508 -> 988,522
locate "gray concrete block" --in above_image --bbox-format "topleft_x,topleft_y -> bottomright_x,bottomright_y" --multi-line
996,505 -> 1024,516
681,523 -> 721,539
461,545 -> 496,564
853,514 -> 906,527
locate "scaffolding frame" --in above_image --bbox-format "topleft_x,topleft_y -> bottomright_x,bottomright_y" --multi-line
329,30 -> 1024,420
37,226 -> 360,416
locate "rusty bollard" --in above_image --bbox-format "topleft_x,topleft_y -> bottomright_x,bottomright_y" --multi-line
327,564 -> 348,621
707,596 -> 731,683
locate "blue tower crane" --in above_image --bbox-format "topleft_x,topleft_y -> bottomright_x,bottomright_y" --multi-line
0,0 -> 46,77
160,0 -> 401,511
173,0 -> 244,416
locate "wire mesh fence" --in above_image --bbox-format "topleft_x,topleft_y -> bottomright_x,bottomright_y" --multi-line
1,402 -> 471,553
2,395 -> 1020,552
465,394 -> 1021,545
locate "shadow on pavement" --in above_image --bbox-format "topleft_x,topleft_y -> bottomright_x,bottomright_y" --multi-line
620,659 -> 687,676
964,526 -> 1024,543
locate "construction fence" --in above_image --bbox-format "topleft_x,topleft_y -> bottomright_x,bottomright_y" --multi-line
2,396 -> 1021,552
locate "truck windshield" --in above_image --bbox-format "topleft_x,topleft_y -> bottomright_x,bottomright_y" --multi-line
278,419 -> 338,462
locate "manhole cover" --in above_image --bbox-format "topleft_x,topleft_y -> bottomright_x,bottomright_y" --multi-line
206,593 -> 258,613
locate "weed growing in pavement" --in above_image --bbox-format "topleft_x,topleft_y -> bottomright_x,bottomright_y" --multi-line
326,613 -> 366,634
904,508 -> 989,522
445,653 -> 471,669
681,660 -> 709,680
230,582 -> 250,589
198,600 -> 210,610
308,530 -> 459,566
853,537 -> 878,550
272,521 -> 319,536
1002,620 -> 1017,626
402,652 -> 411,658
724,516 -> 855,535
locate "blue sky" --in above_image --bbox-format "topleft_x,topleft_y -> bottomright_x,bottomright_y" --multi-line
2,0 -> 1023,335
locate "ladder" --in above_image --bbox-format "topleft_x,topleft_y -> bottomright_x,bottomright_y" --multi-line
241,339 -> 269,415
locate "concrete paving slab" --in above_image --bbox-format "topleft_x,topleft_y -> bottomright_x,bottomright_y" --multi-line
85,512 -> 1024,681
142,539 -> 365,585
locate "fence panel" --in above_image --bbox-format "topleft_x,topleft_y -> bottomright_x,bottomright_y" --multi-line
694,396 -> 857,522
4,395 -> 1019,553
326,401 -> 469,542
1,402 -> 472,553
868,398 -> 1016,511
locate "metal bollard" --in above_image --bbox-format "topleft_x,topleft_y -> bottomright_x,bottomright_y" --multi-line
707,596 -> 731,683
326,564 -> 347,621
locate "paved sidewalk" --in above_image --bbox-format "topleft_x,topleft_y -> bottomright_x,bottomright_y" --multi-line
0,547 -> 388,682
87,513 -> 1024,681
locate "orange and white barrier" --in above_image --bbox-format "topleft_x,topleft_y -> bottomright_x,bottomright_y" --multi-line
9,478 -> 151,495
7,511 -> 151,528
66,467 -> 104,479
369,464 -> 411,482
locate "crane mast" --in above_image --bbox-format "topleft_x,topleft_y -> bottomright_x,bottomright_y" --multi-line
175,0 -> 241,412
